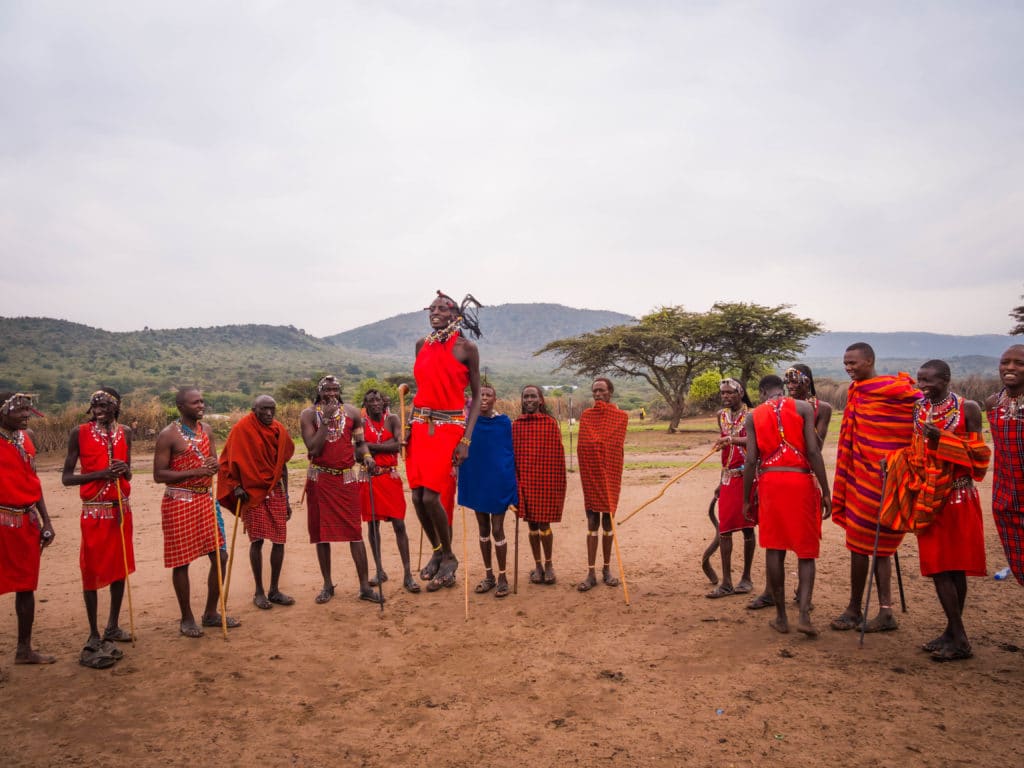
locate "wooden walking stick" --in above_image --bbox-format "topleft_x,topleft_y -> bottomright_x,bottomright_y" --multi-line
700,493 -> 721,585
396,383 -> 424,570
893,551 -> 908,613
618,446 -> 718,526
462,503 -> 470,620
513,505 -> 520,595
223,497 -> 243,611
608,510 -> 630,606
860,460 -> 889,649
366,473 -> 385,612
211,495 -> 229,640
114,481 -> 136,646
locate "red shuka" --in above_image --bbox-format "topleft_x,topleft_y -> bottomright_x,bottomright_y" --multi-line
216,412 -> 295,512
577,401 -> 628,515
0,431 -> 43,594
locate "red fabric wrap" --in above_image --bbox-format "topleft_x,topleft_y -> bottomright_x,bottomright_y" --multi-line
306,473 -> 362,543
161,431 -> 222,568
77,423 -> 130,501
216,413 -> 295,512
578,401 -> 628,515
717,408 -> 754,533
244,485 -> 289,544
832,374 -> 920,556
412,332 -> 469,410
0,511 -> 41,594
988,397 -> 1024,585
360,472 -> 406,521
80,503 -> 135,590
753,398 -> 821,558
0,431 -> 42,507
512,413 -> 566,523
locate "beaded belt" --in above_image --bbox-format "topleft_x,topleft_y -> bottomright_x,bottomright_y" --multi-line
720,467 -> 743,485
164,485 -> 213,501
951,476 -> 974,490
308,464 -> 358,484
82,499 -> 129,520
411,407 -> 466,435
359,466 -> 400,481
0,504 -> 39,529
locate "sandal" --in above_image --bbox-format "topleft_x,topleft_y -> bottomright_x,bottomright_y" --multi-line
201,613 -> 242,628
102,627 -> 133,643
705,585 -> 736,599
494,581 -> 510,598
403,575 -> 422,594
253,594 -> 273,610
577,573 -> 598,593
426,558 -> 459,592
862,613 -> 898,633
267,590 -> 295,606
420,553 -> 442,582
747,594 -> 775,610
475,575 -> 497,594
931,645 -> 973,663
602,568 -> 620,588
529,568 -> 544,585
79,643 -> 117,670
543,562 -> 557,585
315,585 -> 336,604
829,613 -> 862,631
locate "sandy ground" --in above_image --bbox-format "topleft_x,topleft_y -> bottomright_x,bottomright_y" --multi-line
2,427 -> 1022,768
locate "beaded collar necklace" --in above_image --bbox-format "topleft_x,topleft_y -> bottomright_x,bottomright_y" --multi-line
0,426 -> 28,462
915,392 -> 960,434
315,404 -> 346,442
720,405 -> 747,464
995,388 -> 1024,420
364,412 -> 387,442
425,316 -> 462,345
176,419 -> 208,460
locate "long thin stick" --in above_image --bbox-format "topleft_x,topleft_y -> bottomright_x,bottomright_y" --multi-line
114,482 -> 136,646
860,460 -> 889,649
367,474 -> 385,612
223,498 -> 242,610
513,507 -> 520,595
462,504 -> 469,620
893,551 -> 907,613
618,446 -> 718,526
608,510 -> 630,606
211,498 -> 228,640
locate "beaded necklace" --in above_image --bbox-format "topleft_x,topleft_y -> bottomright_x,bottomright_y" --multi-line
914,392 -> 960,434
315,404 -> 346,443
994,388 -> 1024,420
425,316 -> 462,345
719,406 -> 747,465
0,426 -> 28,462
92,420 -> 123,497
176,419 -> 209,460
364,413 -> 386,443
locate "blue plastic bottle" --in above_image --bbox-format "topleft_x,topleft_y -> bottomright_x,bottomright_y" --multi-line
994,567 -> 1012,581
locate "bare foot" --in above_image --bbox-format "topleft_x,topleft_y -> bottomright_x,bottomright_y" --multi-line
15,649 -> 57,664
797,619 -> 819,637
769,617 -> 790,634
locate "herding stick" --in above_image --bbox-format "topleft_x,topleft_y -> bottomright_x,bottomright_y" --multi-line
860,460 -> 888,649
618,446 -> 718,526
223,497 -> 243,611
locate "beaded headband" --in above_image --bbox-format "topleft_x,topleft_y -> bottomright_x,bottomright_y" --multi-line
0,393 -> 44,417
719,378 -> 745,396
90,390 -> 120,407
318,375 -> 340,394
784,368 -> 809,385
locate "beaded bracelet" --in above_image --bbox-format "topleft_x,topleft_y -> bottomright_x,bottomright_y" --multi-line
459,437 -> 471,447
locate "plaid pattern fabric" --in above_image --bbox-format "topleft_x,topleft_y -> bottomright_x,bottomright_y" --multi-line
80,502 -> 135,590
989,398 -> 1024,513
306,472 -> 362,543
244,485 -> 289,544
578,401 -> 628,515
512,413 -> 566,523
161,489 -> 222,568
831,374 -> 920,556
992,507 -> 1024,585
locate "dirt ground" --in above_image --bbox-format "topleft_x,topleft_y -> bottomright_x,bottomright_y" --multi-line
2,426 -> 1022,767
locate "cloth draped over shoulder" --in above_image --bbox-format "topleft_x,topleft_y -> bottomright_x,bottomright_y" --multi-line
831,373 -> 920,556
512,413 -> 566,523
881,425 -> 990,533
216,412 -> 295,512
578,401 -> 628,514
0,432 -> 43,595
458,414 -> 518,514
988,397 -> 1024,585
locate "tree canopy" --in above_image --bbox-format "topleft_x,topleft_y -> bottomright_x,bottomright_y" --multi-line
537,303 -> 823,431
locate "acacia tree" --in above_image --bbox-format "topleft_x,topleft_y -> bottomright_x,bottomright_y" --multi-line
536,307 -> 718,432
704,302 -> 824,391
1011,291 -> 1024,335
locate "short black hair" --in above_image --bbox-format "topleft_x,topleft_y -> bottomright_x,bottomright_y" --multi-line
920,359 -> 951,381
758,374 -> 784,392
175,386 -> 200,407
845,342 -> 875,362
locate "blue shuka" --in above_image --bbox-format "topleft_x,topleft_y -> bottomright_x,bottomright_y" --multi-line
458,413 -> 519,514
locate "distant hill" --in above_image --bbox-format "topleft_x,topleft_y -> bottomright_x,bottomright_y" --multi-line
324,303 -> 636,362
802,332 -> 1017,359
0,317 -> 380,411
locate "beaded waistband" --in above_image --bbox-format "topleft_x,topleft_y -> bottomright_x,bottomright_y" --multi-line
951,476 -> 974,490
0,505 -> 39,529
308,464 -> 358,483
0,503 -> 33,514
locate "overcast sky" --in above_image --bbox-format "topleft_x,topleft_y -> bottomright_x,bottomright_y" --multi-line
2,1 -> 1021,337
